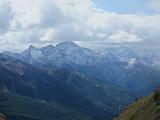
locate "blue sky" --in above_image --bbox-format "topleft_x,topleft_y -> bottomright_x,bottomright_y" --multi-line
93,0 -> 154,14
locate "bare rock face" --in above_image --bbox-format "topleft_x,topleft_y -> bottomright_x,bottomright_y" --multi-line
154,88 -> 160,106
154,88 -> 160,120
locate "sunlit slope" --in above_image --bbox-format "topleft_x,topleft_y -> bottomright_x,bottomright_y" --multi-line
114,93 -> 157,120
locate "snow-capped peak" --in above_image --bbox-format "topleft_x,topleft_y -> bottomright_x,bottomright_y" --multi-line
56,41 -> 79,50
128,58 -> 136,67
20,45 -> 44,64
22,45 -> 39,56
41,45 -> 55,56
42,45 -> 54,49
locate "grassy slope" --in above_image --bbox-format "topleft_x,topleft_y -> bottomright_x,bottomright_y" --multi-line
114,93 -> 156,120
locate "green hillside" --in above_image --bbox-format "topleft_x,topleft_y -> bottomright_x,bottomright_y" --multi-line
114,89 -> 160,120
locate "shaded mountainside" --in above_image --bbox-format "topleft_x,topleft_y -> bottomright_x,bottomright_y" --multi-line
0,54 -> 133,120
114,89 -> 160,120
71,62 -> 160,96
0,91 -> 91,120
4,42 -> 160,97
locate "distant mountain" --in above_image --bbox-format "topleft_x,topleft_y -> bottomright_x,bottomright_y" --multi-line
4,42 -> 160,96
0,54 -> 133,120
114,88 -> 160,120
101,45 -> 160,67
100,46 -> 138,59
4,41 -> 101,67
5,42 -> 160,68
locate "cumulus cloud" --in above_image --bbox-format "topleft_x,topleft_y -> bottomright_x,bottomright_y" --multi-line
0,0 -> 160,51
10,0 -> 42,28
0,0 -> 13,34
40,28 -> 56,42
108,30 -> 142,43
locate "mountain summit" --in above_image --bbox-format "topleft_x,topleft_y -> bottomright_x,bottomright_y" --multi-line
56,41 -> 79,49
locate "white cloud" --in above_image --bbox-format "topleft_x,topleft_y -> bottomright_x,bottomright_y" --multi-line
0,0 -> 13,34
0,31 -> 27,51
97,33 -> 106,39
86,30 -> 94,37
108,30 -> 142,43
10,0 -> 42,28
40,28 -> 56,42
0,0 -> 160,51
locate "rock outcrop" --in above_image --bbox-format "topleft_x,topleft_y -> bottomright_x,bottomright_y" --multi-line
0,113 -> 5,120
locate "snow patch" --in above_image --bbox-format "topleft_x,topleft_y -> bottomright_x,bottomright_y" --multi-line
128,58 -> 136,67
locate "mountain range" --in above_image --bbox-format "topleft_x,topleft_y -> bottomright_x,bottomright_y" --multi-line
1,41 -> 160,120
0,53 -> 133,120
4,41 -> 160,96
